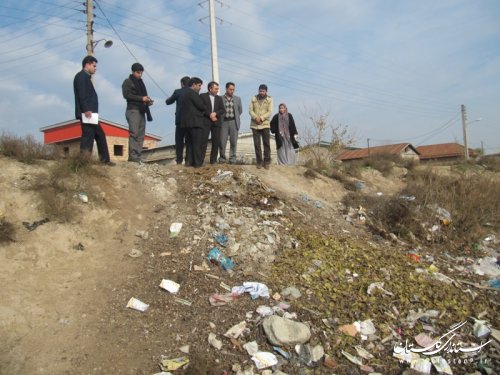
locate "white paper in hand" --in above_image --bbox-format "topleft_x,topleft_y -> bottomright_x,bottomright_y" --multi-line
81,112 -> 99,125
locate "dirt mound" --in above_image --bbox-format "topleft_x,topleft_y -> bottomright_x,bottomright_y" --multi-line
0,157 -> 498,375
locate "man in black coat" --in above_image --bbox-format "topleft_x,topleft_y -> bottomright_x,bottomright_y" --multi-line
180,77 -> 207,168
200,81 -> 226,164
122,62 -> 154,163
73,55 -> 112,164
166,76 -> 190,164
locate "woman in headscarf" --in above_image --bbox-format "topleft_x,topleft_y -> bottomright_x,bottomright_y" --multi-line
270,103 -> 299,165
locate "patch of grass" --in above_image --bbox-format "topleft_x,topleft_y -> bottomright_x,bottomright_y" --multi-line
479,156 -> 500,172
0,133 -> 58,164
0,217 -> 16,243
31,154 -> 104,223
303,168 -> 318,179
343,167 -> 500,248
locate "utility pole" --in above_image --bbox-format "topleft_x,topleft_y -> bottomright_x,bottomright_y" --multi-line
367,138 -> 371,156
461,104 -> 469,160
85,0 -> 94,55
208,0 -> 219,83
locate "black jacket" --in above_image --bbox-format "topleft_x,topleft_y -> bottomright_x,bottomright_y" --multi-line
122,75 -> 153,121
270,113 -> 299,149
73,70 -> 98,120
166,86 -> 190,126
200,93 -> 226,127
180,88 -> 207,129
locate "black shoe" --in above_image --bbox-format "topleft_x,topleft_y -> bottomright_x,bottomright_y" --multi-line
103,161 -> 116,166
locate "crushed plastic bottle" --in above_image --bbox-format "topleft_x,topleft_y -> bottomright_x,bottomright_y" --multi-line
207,247 -> 235,270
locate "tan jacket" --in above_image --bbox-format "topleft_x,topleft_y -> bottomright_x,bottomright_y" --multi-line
249,95 -> 273,130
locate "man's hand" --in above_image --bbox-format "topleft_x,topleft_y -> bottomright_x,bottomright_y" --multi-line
84,111 -> 92,119
255,117 -> 262,125
210,112 -> 217,122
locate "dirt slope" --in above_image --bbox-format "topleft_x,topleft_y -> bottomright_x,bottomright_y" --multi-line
0,157 -> 498,375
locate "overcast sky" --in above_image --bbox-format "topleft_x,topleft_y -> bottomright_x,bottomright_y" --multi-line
1,0 -> 499,153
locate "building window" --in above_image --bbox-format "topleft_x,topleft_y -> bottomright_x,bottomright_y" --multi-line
63,147 -> 69,155
114,145 -> 124,156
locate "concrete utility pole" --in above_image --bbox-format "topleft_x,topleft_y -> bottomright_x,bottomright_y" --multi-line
86,0 -> 94,55
461,104 -> 469,160
208,0 -> 220,83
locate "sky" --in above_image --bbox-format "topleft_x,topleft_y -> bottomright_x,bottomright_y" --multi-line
0,0 -> 499,153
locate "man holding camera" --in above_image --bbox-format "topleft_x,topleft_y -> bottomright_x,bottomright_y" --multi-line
122,62 -> 154,163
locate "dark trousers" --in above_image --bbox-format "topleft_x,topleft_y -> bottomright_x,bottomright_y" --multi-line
175,125 -> 187,164
201,124 -> 221,164
185,127 -> 206,167
126,109 -> 145,161
80,122 -> 110,162
252,127 -> 271,165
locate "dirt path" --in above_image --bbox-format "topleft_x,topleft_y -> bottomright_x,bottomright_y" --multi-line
0,159 -> 173,374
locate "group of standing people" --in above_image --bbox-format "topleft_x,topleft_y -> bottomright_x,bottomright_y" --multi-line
73,55 -> 299,167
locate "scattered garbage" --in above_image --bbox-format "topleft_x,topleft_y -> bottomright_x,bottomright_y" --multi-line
232,282 -> 269,299
411,358 -> 432,374
259,209 -> 283,217
169,222 -> 182,238
211,170 -> 233,182
488,278 -> 500,288
173,297 -> 192,306
224,321 -> 246,339
472,319 -> 491,338
209,293 -> 238,306
355,181 -> 365,190
128,248 -> 143,258
126,297 -> 149,312
159,357 -> 189,372
256,305 -> 274,317
430,356 -> 452,374
213,232 -> 228,247
367,282 -> 393,296
22,218 -> 49,231
341,350 -> 363,366
208,332 -> 223,350
250,351 -> 278,370
354,345 -> 374,360
159,279 -> 180,294
273,346 -> 290,360
472,257 -> 500,277
243,341 -> 259,355
78,192 -> 88,203
207,247 -> 235,270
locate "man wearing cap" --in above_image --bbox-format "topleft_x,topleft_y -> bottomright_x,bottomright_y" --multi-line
122,62 -> 154,163
73,55 -> 113,165
249,84 -> 273,169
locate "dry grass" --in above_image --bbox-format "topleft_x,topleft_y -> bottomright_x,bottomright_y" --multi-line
0,133 -> 58,164
343,167 -> 500,248
31,154 -> 104,223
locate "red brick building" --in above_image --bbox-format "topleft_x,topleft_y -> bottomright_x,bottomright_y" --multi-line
40,118 -> 161,162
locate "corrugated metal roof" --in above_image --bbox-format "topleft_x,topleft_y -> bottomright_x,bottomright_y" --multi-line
336,143 -> 417,161
416,143 -> 475,159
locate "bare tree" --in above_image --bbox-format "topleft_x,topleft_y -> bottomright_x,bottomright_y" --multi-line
300,106 -> 356,169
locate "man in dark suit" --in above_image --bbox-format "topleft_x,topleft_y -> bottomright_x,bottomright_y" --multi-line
165,76 -> 190,164
73,55 -> 112,164
200,81 -> 225,164
180,77 -> 207,168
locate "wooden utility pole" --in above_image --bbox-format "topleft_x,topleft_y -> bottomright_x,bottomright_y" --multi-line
86,0 -> 94,55
461,104 -> 469,160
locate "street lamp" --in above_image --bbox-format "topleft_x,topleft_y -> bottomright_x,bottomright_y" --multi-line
93,39 -> 113,49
